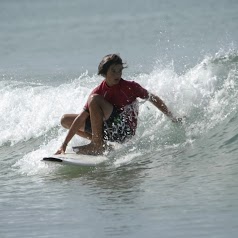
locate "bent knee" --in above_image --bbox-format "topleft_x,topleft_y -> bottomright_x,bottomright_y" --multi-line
60,114 -> 68,128
88,94 -> 105,107
88,94 -> 103,103
87,94 -> 113,118
60,114 -> 74,129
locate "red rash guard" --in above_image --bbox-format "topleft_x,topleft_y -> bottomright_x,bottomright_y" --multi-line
84,78 -> 149,134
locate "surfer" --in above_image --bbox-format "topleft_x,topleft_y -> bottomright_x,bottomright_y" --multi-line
55,54 -> 182,155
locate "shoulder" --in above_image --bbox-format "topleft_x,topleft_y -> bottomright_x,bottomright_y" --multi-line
120,78 -> 149,99
121,78 -> 146,91
120,78 -> 142,88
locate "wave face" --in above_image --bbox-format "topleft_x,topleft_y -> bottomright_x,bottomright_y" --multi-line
1,50 -> 238,172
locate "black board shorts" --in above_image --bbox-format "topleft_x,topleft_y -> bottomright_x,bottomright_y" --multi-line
85,107 -> 133,143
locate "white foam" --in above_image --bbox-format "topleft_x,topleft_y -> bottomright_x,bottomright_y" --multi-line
5,51 -> 238,173
0,73 -> 93,145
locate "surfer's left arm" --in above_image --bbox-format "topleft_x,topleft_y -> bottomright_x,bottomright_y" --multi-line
148,93 -> 182,123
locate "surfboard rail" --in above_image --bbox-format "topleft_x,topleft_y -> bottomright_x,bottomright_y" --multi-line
42,153 -> 108,166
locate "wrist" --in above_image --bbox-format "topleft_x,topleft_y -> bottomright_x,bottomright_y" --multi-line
62,142 -> 68,147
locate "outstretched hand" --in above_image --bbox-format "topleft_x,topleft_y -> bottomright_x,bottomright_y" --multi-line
55,144 -> 67,155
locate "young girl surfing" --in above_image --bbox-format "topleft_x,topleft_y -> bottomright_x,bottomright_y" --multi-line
55,54 -> 182,155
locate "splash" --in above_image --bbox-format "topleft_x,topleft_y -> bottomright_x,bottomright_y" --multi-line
0,72 -> 93,146
4,50 -> 238,173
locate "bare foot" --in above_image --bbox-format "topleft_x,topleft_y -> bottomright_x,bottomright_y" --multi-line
72,143 -> 105,155
73,142 -> 114,155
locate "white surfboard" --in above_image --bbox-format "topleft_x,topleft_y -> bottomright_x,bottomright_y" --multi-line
42,153 -> 108,166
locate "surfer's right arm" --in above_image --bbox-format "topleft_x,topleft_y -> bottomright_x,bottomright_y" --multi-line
148,93 -> 183,123
55,110 -> 90,154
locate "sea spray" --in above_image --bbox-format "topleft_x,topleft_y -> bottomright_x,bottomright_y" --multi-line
7,50 -> 238,173
0,73 -> 93,146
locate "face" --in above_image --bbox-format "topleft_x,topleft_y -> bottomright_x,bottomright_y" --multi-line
105,64 -> 123,86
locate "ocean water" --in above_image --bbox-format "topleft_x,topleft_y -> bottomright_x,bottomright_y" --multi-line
1,0 -> 238,237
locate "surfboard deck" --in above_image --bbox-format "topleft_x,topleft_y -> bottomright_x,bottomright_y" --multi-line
42,153 -> 108,166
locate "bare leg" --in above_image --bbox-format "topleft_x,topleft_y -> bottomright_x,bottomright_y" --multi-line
55,110 -> 91,155
61,114 -> 92,140
75,94 -> 113,155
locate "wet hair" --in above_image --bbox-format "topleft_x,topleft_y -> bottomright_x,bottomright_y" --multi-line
98,54 -> 127,76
